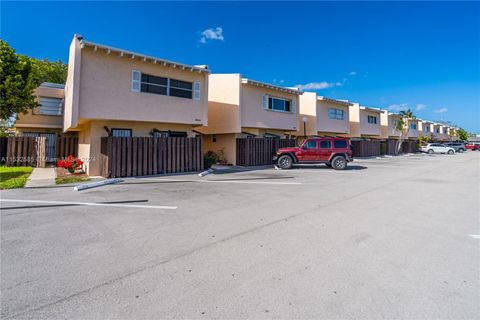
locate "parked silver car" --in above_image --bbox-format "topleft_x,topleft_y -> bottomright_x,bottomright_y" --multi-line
420,143 -> 455,154
444,142 -> 466,153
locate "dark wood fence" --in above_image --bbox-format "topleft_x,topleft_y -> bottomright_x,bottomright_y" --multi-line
0,137 -> 7,164
100,136 -> 203,178
351,140 -> 381,157
402,140 -> 419,153
236,138 -> 297,166
3,136 -> 46,167
385,139 -> 398,155
56,137 -> 78,159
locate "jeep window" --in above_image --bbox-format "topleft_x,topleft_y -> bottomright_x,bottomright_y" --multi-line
334,140 -> 347,148
320,140 -> 331,148
304,140 -> 317,149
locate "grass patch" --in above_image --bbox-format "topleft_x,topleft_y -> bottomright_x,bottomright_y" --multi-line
55,176 -> 91,185
0,166 -> 33,189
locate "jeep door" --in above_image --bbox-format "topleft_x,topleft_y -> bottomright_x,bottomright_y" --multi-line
298,139 -> 319,161
318,140 -> 332,161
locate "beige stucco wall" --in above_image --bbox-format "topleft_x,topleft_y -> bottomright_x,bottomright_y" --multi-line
240,83 -> 299,131
15,86 -> 65,132
65,37 -> 208,132
407,119 -> 420,139
64,36 -> 82,131
381,113 -> 402,139
295,92 -> 317,137
195,74 -> 241,135
203,133 -> 237,165
78,120 -> 199,176
316,100 -> 350,135
350,105 -> 381,138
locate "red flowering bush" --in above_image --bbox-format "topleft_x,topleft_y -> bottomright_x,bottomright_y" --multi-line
57,155 -> 84,174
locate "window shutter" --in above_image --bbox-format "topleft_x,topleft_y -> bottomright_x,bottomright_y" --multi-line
132,70 -> 140,92
194,81 -> 201,100
262,95 -> 268,110
292,99 -> 297,113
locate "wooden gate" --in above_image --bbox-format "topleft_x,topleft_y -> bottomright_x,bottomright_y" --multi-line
3,136 -> 46,167
236,138 -> 297,166
100,136 -> 203,178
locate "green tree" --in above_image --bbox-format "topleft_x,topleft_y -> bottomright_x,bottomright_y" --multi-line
394,109 -> 416,154
30,57 -> 67,84
0,40 -> 39,120
457,128 -> 468,141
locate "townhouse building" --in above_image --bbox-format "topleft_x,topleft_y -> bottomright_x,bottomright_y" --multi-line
196,74 -> 301,165
349,103 -> 382,139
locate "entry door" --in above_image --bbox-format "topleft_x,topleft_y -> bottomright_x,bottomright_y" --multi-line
23,132 -> 57,162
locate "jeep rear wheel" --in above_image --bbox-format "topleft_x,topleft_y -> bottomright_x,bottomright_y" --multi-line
331,156 -> 347,170
277,154 -> 293,169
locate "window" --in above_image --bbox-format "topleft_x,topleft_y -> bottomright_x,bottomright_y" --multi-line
34,97 -> 63,115
111,128 -> 132,137
436,128 -> 440,133
425,126 -> 430,132
169,79 -> 193,99
410,123 -> 417,130
367,115 -> 377,124
304,140 -> 317,149
135,71 -> 196,100
334,140 -> 348,148
319,140 -> 331,148
328,108 -> 345,120
268,97 -> 291,112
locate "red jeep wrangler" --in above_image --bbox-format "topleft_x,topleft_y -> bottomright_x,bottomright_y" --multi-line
273,137 -> 353,170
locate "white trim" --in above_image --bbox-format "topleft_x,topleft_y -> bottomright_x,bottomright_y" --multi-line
131,70 -> 141,92
194,81 -> 201,101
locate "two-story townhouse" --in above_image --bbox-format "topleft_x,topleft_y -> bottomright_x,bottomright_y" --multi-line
432,123 -> 443,141
295,92 -> 351,141
406,118 -> 420,140
419,120 -> 434,140
14,82 -> 73,160
63,35 -> 209,175
349,103 -> 382,139
380,112 -> 402,139
196,74 -> 301,165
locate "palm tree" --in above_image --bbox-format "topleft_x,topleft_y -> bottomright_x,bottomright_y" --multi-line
394,109 -> 416,155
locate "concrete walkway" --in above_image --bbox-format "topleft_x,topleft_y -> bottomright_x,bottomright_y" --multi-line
25,167 -> 56,187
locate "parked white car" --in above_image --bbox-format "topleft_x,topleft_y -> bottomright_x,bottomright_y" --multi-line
420,143 -> 455,154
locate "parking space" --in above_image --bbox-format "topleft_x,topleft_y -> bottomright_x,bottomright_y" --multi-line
1,152 -> 479,319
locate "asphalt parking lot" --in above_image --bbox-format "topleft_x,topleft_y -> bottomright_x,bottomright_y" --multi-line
1,151 -> 479,319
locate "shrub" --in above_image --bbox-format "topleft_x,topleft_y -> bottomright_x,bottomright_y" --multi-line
203,151 -> 218,168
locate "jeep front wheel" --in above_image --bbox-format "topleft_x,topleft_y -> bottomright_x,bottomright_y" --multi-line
331,156 -> 347,170
277,154 -> 293,169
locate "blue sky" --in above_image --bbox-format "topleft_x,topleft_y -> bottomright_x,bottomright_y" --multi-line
2,1 -> 479,132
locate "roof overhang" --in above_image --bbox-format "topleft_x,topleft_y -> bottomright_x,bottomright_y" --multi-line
241,78 -> 303,95
360,106 -> 382,114
79,40 -> 210,74
317,96 -> 352,106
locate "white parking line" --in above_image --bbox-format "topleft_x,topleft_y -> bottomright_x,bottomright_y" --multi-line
469,234 -> 480,239
134,178 -> 301,185
0,199 -> 177,210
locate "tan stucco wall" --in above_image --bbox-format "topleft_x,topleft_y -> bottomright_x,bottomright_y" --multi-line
295,92 -> 317,137
195,74 -> 241,135
359,109 -> 381,137
316,100 -> 350,135
240,83 -> 299,131
78,120 -> 199,176
407,119 -> 419,139
65,38 -> 208,132
64,36 -> 82,131
203,133 -> 237,165
15,86 -> 65,131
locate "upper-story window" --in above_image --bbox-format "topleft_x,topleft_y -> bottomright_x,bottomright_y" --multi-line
410,123 -> 417,130
132,70 -> 200,100
435,128 -> 440,133
111,128 -> 132,137
367,115 -> 377,124
268,97 -> 291,112
34,97 -> 63,116
425,125 -> 430,132
328,108 -> 345,120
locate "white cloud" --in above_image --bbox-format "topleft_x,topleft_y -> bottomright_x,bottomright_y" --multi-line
388,103 -> 410,112
294,81 -> 342,90
415,103 -> 427,111
349,71 -> 357,76
434,107 -> 448,113
199,27 -> 224,44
